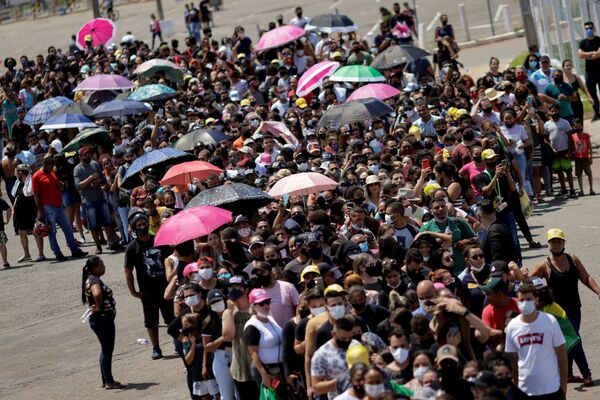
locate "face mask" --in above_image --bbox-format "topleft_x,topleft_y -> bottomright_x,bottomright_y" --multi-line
328,304 -> 346,320
586,28 -> 594,38
351,302 -> 366,312
238,33 -> 245,39
368,164 -> 379,174
296,50 -> 304,57
418,299 -> 427,310
185,295 -> 200,308
307,246 -> 323,260
473,155 -> 482,162
434,216 -> 448,224
292,214 -> 306,225
518,299 -> 536,316
238,227 -> 252,237
144,146 -> 153,153
211,301 -> 225,313
374,128 -> 385,138
466,377 -> 476,383
554,77 -> 563,85
470,263 -> 484,272
299,307 -> 311,319
463,132 -> 475,141
392,347 -> 409,364
335,338 -> 351,349
384,214 -> 393,224
297,162 -> 308,172
482,107 -> 493,114
257,274 -> 273,287
135,224 -> 150,237
414,366 -> 428,382
424,141 -> 434,150
423,256 -> 430,262
445,145 -> 455,152
404,207 -> 413,217
310,306 -> 327,317
198,269 -> 213,280
249,119 -> 260,127
353,385 -> 365,397
359,242 -> 369,253
496,377 -> 512,389
366,264 -> 382,277
529,60 -> 538,69
551,113 -> 560,121
279,93 -> 287,101
364,383 -> 385,398
257,311 -> 270,319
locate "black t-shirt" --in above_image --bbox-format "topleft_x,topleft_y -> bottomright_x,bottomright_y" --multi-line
124,236 -> 169,293
355,304 -> 390,333
202,311 -> 232,349
294,317 -> 310,342
0,199 -> 10,231
473,169 -> 512,204
579,36 -> 600,72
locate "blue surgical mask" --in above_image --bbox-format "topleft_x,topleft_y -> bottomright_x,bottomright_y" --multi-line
368,164 -> 379,174
359,242 -> 369,253
529,60 -> 537,69
586,28 -> 594,38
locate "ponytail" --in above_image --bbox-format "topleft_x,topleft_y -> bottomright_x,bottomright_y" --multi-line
81,265 -> 90,304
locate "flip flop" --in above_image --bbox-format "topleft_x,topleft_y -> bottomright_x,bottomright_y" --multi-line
105,382 -> 124,390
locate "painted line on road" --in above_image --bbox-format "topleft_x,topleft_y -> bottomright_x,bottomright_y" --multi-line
366,21 -> 380,37
329,0 -> 344,10
426,12 -> 441,32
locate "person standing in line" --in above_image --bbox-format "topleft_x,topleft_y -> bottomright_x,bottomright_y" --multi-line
31,156 -> 87,261
578,21 -> 600,122
150,14 -> 163,49
13,164 -> 45,263
82,256 -> 124,390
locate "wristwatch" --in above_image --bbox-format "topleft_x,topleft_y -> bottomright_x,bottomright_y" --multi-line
462,309 -> 470,317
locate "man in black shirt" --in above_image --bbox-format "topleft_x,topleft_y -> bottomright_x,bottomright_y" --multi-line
578,21 -> 600,121
477,200 -> 517,265
124,207 -> 174,360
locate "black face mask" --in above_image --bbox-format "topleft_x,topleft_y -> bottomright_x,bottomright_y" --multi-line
292,214 -> 306,225
473,155 -> 482,162
482,107 -> 493,114
307,246 -> 323,260
487,160 -> 500,169
299,308 -> 311,319
463,132 -> 475,141
496,377 -> 511,389
554,77 -> 564,85
352,385 -> 365,397
135,224 -> 150,237
366,264 -> 382,277
424,141 -> 434,150
305,279 -> 316,289
257,274 -> 273,287
268,259 -> 280,268
335,339 -> 351,350
551,113 -> 560,121
351,302 -> 367,312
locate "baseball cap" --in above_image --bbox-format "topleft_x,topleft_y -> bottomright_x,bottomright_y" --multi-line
435,344 -> 459,364
479,277 -> 508,294
303,232 -> 321,246
481,149 -> 498,160
207,289 -> 226,304
324,284 -> 347,297
240,98 -> 251,107
546,228 -> 565,241
300,265 -> 321,283
490,260 -> 509,277
229,275 -> 248,286
539,55 -> 550,62
346,344 -> 370,368
295,98 -> 308,109
249,237 -> 265,249
531,276 -> 548,289
79,146 -> 92,156
229,90 -> 240,102
473,370 -> 498,388
183,262 -> 199,277
234,215 -> 250,224
248,288 -> 271,304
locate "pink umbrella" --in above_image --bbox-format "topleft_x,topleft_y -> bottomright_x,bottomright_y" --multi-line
76,18 -> 116,50
74,74 -> 133,91
346,83 -> 402,102
255,26 -> 305,52
154,206 -> 232,246
160,161 -> 223,186
268,172 -> 338,197
256,121 -> 299,146
296,61 -> 340,97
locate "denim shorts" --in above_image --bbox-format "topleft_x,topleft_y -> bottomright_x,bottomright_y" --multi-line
82,200 -> 112,231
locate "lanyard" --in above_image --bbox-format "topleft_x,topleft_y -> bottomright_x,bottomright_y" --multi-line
484,169 -> 501,199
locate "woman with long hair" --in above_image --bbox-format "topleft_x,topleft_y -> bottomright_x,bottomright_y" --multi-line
81,256 -> 123,389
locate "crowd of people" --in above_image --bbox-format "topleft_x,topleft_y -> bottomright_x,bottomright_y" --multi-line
2,2 -> 600,400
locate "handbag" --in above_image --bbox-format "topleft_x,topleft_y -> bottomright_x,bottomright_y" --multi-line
519,191 -> 532,219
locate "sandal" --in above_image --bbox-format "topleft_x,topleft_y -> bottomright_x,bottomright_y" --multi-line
17,255 -> 31,263
529,241 -> 542,249
105,382 -> 124,390
35,256 -> 47,262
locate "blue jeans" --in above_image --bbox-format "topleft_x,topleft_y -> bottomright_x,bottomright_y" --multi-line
116,205 -> 130,243
42,205 -> 79,256
89,313 -> 116,385
497,211 -> 522,263
566,307 -> 591,377
213,349 -> 235,400
512,151 -> 533,196
82,200 -> 112,231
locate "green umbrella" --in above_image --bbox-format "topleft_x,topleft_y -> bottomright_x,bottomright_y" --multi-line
129,84 -> 177,101
329,65 -> 385,83
61,127 -> 112,154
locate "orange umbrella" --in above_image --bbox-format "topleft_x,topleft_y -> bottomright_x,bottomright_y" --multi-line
160,161 -> 223,186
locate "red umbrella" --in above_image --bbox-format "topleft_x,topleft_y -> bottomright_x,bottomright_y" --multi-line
76,18 -> 117,50
160,161 -> 223,186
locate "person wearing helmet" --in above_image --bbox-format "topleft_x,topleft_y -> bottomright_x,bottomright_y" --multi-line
530,228 -> 600,387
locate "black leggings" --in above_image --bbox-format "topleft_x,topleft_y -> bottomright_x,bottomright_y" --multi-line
585,72 -> 600,115
89,313 -> 116,385
233,379 -> 259,400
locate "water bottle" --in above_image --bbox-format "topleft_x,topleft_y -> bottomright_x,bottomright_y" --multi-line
137,338 -> 149,345
80,308 -> 92,323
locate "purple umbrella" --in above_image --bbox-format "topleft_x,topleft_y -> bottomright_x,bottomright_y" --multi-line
75,74 -> 133,91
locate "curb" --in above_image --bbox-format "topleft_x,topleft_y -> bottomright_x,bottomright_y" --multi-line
457,30 -> 525,50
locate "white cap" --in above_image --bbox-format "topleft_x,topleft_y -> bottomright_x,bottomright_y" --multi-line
50,139 -> 63,153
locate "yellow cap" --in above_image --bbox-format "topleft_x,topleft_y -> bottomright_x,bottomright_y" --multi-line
346,344 -> 370,368
455,108 -> 468,118
84,34 -> 93,42
300,265 -> 321,283
295,97 -> 308,109
481,149 -> 498,160
332,51 -> 343,59
205,117 -> 216,124
324,284 -> 347,297
546,228 -> 565,241
408,125 -> 421,140
237,53 -> 246,59
240,98 -> 251,107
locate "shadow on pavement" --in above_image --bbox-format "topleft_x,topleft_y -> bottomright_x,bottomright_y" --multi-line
0,263 -> 34,271
118,382 -> 159,391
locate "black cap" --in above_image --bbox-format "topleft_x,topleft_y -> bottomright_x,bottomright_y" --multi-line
473,371 -> 498,388
207,289 -> 225,304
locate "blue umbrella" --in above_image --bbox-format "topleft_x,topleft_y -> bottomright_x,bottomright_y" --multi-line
129,84 -> 177,101
24,96 -> 74,125
121,148 -> 196,189
92,99 -> 151,118
40,113 -> 97,130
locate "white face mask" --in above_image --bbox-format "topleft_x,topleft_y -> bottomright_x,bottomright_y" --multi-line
364,383 -> 385,398
470,263 -> 485,272
257,311 -> 270,319
374,128 -> 385,138
185,295 -> 200,308
328,304 -> 345,320
210,300 -> 225,313
404,207 -> 413,217
310,306 -> 327,317
392,347 -> 409,364
144,146 -> 153,153
423,256 -> 430,262
384,214 -> 393,224
198,268 -> 213,280
413,366 -> 428,382
297,162 -> 308,172
249,119 -> 260,128
518,299 -> 536,316
418,299 -> 427,310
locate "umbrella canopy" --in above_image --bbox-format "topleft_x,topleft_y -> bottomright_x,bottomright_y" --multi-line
51,102 -> 94,117
154,206 -> 233,246
40,113 -> 97,130
160,161 -> 224,186
175,129 -> 232,151
121,148 -> 196,189
305,13 -> 357,33
24,96 -> 74,125
371,45 -> 431,70
268,172 -> 338,197
134,59 -> 183,83
185,183 -> 274,215
257,121 -> 299,146
61,127 -> 111,154
83,90 -> 118,107
76,18 -> 116,50
329,65 -> 385,83
92,99 -> 151,118
75,74 -> 133,91
347,83 -> 401,102
255,25 -> 305,52
129,84 -> 177,101
296,61 -> 339,97
317,98 -> 394,127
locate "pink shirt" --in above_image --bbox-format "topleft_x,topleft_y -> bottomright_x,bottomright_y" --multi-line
263,280 -> 299,327
460,161 -> 485,195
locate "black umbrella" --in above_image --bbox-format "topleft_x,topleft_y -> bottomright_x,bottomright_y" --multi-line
317,98 -> 394,127
51,102 -> 94,118
185,183 -> 274,215
121,148 -> 196,189
371,45 -> 431,70
175,129 -> 232,151
83,90 -> 118,107
305,13 -> 358,34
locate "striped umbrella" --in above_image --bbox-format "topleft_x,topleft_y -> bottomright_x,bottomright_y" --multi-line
24,96 -> 74,125
129,84 -> 177,101
329,65 -> 385,83
296,61 -> 339,97
61,127 -> 112,154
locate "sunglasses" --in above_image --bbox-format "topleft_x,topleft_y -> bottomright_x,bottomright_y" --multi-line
443,256 -> 453,262
469,254 -> 484,260
256,299 -> 271,306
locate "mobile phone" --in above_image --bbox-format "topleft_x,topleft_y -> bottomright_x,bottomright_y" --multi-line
314,277 -> 324,291
157,108 -> 164,118
435,146 -> 442,154
282,194 -> 289,207
421,159 -> 430,169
